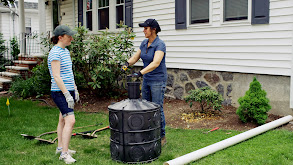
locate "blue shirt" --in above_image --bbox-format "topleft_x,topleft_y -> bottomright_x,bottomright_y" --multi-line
140,36 -> 167,81
48,46 -> 75,91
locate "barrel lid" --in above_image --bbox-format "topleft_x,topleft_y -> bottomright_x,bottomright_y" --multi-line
108,99 -> 159,111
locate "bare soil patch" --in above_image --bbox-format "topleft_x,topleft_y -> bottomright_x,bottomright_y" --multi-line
9,89 -> 293,131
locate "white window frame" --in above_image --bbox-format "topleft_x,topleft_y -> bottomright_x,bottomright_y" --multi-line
187,0 -> 213,28
220,0 -> 252,26
116,0 -> 125,28
97,0 -> 110,30
25,17 -> 32,34
80,0 -> 125,33
84,0 -> 93,31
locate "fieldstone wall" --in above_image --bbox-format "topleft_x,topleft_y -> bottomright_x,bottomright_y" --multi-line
165,69 -> 233,106
129,67 -> 293,116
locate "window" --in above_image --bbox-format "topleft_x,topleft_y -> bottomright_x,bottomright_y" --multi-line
86,0 -> 93,30
224,0 -> 248,21
190,0 -> 209,24
98,0 -> 109,30
25,17 -> 31,34
116,0 -> 124,28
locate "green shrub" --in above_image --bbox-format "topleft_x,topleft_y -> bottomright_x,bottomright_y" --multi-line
236,77 -> 271,125
68,24 -> 135,96
9,34 -> 51,98
0,33 -> 6,54
10,37 -> 19,60
184,86 -> 224,114
10,24 -> 135,98
0,33 -> 7,71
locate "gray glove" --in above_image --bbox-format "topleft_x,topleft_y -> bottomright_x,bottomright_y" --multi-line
64,92 -> 74,109
75,90 -> 80,102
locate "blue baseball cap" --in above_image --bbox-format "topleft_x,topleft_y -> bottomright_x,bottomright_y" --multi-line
139,19 -> 161,32
53,25 -> 76,37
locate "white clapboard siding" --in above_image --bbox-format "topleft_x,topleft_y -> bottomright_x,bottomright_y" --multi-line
45,3 -> 52,32
165,52 -> 291,61
132,0 -> 293,76
25,12 -> 39,33
60,0 -> 74,27
0,12 -> 11,41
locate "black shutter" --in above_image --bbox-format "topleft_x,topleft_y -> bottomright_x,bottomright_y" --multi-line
251,0 -> 269,24
175,0 -> 187,29
78,0 -> 83,26
125,0 -> 133,28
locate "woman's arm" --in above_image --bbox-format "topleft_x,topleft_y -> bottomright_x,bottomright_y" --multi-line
128,49 -> 141,66
51,60 -> 68,94
140,50 -> 164,75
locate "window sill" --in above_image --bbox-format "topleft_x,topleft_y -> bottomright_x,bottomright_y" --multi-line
86,28 -> 124,35
220,20 -> 251,26
187,22 -> 212,29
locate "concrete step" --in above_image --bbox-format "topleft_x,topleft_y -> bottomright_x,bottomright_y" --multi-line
0,77 -> 12,83
0,71 -> 21,78
14,60 -> 38,65
5,66 -> 29,71
0,77 -> 13,91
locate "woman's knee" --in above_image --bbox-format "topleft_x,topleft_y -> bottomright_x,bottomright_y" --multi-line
64,115 -> 75,126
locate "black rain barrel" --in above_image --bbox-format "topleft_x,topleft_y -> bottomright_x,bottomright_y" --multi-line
108,81 -> 161,163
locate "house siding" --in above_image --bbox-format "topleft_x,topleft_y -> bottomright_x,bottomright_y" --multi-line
44,0 -> 293,116
132,0 -> 293,76
45,2 -> 52,33
0,12 -> 13,41
59,0 -> 73,27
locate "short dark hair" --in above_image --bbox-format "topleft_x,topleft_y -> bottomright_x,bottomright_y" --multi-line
150,27 -> 159,34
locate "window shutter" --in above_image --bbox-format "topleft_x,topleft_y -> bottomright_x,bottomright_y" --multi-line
251,0 -> 269,24
175,0 -> 187,29
125,0 -> 133,28
78,0 -> 83,26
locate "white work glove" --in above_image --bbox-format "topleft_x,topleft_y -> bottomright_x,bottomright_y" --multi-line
63,92 -> 75,109
75,89 -> 80,102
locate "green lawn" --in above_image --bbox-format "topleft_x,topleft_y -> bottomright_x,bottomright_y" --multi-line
0,97 -> 293,165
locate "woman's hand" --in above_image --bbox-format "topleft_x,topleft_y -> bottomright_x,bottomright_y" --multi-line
63,92 -> 75,109
75,90 -> 80,102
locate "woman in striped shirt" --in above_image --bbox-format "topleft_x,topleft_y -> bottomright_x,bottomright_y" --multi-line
48,25 -> 78,164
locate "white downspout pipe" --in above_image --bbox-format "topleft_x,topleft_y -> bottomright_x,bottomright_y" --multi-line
164,115 -> 293,165
290,19 -> 293,108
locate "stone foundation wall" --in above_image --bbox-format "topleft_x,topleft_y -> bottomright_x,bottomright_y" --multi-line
132,67 -> 293,116
165,68 -> 293,116
166,69 -> 234,106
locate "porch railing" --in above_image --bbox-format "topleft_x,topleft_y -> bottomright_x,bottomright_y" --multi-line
0,31 -> 43,71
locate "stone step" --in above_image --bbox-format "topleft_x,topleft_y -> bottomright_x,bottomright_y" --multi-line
5,66 -> 29,71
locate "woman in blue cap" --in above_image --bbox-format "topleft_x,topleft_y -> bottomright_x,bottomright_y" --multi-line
121,18 -> 167,146
48,25 -> 79,164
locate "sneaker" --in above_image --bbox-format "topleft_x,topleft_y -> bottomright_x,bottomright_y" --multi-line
59,153 -> 76,164
56,148 -> 76,156
161,137 -> 167,146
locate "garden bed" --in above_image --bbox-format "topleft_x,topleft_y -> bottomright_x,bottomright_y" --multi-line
33,90 -> 293,131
